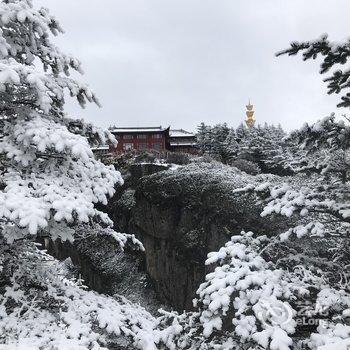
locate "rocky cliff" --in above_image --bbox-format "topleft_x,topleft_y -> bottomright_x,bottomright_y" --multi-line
42,226 -> 165,315
108,162 -> 289,311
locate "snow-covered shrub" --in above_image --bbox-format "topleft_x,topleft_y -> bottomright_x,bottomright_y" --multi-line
0,240 -> 158,349
230,158 -> 261,175
165,152 -> 191,165
154,231 -> 350,350
194,231 -> 313,350
190,154 -> 216,164
239,175 -> 350,241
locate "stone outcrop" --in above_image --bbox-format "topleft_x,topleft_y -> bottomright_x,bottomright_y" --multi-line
42,227 -> 165,315
108,162 -> 289,311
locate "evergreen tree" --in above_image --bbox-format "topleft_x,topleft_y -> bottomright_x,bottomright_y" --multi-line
196,122 -> 212,154
197,121 -> 294,175
243,115 -> 350,239
259,124 -> 296,175
0,1 -> 160,347
0,0 -> 123,242
223,128 -> 239,163
291,114 -> 350,183
235,122 -> 248,141
210,123 -> 230,161
234,124 -> 288,174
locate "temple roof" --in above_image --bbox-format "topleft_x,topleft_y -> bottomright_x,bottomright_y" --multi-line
110,126 -> 169,133
169,129 -> 195,137
170,141 -> 197,146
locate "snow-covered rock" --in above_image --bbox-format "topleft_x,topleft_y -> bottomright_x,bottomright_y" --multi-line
108,162 -> 291,310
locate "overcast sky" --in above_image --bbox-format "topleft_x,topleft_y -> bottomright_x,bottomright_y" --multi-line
37,0 -> 350,132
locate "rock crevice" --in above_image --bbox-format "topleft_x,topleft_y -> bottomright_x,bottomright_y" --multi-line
109,162 -> 288,310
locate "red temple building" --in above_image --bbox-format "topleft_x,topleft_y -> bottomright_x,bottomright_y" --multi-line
107,126 -> 198,154
109,126 -> 170,152
168,129 -> 197,154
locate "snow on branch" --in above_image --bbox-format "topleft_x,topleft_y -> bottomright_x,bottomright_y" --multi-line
0,59 -> 99,113
277,34 -> 350,108
102,227 -> 145,252
194,232 -> 311,349
0,241 -> 158,349
0,0 -> 83,75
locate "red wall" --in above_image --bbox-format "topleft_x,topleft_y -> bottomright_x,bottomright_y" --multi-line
110,132 -> 168,152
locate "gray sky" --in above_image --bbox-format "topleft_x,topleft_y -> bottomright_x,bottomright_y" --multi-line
37,0 -> 350,132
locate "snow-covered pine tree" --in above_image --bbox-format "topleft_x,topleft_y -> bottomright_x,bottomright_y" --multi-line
0,0 -> 124,243
0,2 -> 162,348
277,34 -> 350,108
270,34 -> 350,237
196,122 -> 231,161
259,124 -> 296,176
234,124 -> 281,173
196,122 -> 212,155
229,117 -> 350,349
236,126 -> 261,162
196,121 -> 294,174
223,128 -> 239,164
247,115 -> 350,240
210,123 -> 230,162
291,114 -> 350,183
235,122 -> 247,141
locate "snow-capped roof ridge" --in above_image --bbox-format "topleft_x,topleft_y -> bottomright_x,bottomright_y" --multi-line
110,126 -> 170,133
169,129 -> 195,137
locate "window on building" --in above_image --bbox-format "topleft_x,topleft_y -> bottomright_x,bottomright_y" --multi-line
152,134 -> 162,139
137,134 -> 147,139
123,134 -> 133,139
123,143 -> 134,151
138,143 -> 148,151
152,142 -> 162,150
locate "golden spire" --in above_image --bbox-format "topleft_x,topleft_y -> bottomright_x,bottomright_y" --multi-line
245,99 -> 255,128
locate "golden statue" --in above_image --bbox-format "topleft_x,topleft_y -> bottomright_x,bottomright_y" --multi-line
245,99 -> 255,128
